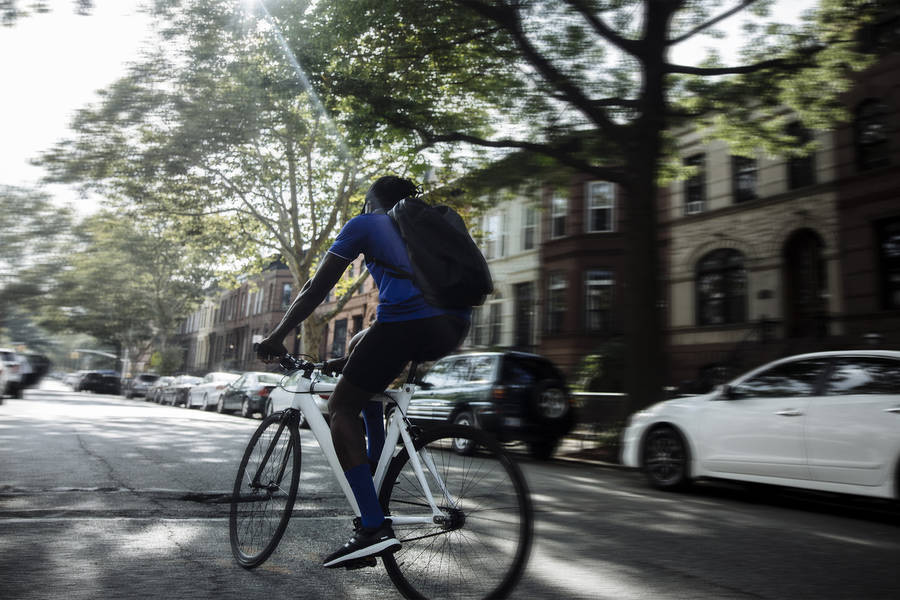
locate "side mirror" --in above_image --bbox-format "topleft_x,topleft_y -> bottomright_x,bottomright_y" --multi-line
716,384 -> 736,400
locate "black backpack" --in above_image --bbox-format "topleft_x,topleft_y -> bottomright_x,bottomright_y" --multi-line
381,198 -> 493,309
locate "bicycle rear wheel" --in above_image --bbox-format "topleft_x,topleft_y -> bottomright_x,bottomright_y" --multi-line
229,410 -> 301,568
379,425 -> 533,600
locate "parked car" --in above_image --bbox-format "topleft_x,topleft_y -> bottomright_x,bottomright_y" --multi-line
218,371 -> 284,417
0,348 -> 25,398
76,370 -> 122,395
266,369 -> 336,427
407,351 -> 575,459
186,371 -> 241,410
63,370 -> 88,389
622,350 -> 900,501
159,375 -> 203,406
123,373 -> 160,399
147,376 -> 174,403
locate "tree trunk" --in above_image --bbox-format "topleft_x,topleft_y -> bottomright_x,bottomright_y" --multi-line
620,0 -> 675,414
301,316 -> 328,359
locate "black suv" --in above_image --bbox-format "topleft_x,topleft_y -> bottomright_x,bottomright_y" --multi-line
408,351 -> 575,459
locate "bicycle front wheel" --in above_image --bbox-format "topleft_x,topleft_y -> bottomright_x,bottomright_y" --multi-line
380,425 -> 533,600
229,410 -> 301,568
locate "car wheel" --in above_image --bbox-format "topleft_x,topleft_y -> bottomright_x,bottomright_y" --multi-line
241,398 -> 251,418
642,425 -> 690,490
527,439 -> 559,461
451,411 -> 477,455
532,379 -> 569,422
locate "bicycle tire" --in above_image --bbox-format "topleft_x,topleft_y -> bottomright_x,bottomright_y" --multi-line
379,425 -> 533,600
229,410 -> 302,568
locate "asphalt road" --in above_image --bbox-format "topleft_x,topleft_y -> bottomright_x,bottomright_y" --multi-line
1,382 -> 898,600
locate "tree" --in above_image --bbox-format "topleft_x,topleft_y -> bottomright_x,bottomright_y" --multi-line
1,1 -> 93,27
40,210 -> 220,370
38,0 -> 423,357
299,0 -> 878,411
0,186 -> 75,338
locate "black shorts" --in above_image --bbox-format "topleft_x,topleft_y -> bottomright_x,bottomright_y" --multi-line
341,315 -> 469,393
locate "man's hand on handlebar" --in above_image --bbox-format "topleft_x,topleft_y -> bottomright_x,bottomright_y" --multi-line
255,337 -> 288,363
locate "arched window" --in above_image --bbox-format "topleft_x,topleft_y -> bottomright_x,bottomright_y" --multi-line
855,99 -> 891,171
696,249 -> 747,326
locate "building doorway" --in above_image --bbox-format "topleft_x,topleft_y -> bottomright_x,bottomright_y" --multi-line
782,229 -> 828,338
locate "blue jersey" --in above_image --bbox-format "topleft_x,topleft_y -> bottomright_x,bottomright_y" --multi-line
328,213 -> 471,323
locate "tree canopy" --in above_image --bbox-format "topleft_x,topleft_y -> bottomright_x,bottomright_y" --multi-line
292,0 -> 880,410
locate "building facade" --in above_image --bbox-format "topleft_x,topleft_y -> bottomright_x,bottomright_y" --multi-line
468,190 -> 543,353
177,261 -> 298,373
537,175 -> 630,375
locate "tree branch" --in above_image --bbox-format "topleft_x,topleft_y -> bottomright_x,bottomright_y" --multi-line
420,128 -> 625,183
451,0 -> 624,141
666,56 -> 785,75
669,0 -> 760,45
561,0 -> 641,56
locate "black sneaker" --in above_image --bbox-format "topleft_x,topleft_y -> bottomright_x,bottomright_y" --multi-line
322,518 -> 401,569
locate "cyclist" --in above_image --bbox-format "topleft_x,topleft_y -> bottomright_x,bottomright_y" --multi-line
255,175 -> 470,568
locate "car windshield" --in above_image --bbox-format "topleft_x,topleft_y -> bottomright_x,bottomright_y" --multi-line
258,373 -> 283,384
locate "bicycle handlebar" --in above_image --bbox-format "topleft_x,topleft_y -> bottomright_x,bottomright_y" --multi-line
253,343 -> 323,378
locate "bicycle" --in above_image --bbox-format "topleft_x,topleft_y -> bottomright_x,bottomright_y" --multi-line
229,353 -> 534,600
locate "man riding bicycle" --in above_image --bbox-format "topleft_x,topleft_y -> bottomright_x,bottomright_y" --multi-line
255,175 -> 470,569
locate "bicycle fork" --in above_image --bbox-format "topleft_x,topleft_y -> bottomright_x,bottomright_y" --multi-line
248,412 -> 294,496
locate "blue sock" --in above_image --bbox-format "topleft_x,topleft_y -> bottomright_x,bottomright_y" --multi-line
362,401 -> 385,466
344,463 -> 384,529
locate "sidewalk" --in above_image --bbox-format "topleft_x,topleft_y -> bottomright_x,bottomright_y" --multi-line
554,425 -> 625,467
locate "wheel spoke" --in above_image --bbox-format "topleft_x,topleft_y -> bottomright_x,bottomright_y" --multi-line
230,412 -> 301,568
381,425 -> 532,600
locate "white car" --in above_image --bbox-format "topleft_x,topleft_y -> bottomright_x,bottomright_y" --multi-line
0,348 -> 24,398
265,369 -> 337,427
622,350 -> 900,501
186,371 -> 241,410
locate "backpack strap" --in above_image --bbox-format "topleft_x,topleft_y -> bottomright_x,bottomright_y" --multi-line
365,255 -> 413,280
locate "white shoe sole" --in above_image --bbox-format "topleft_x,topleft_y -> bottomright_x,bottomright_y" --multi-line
322,538 -> 401,568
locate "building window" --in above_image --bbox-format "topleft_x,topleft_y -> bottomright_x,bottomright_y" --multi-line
550,194 -> 567,239
331,318 -> 347,358
522,205 -> 537,250
786,122 -> 816,189
471,306 -> 488,346
684,153 -> 706,215
281,283 -> 292,308
855,99 -> 891,171
585,269 -> 614,332
731,156 -> 758,203
696,249 -> 747,325
586,181 -> 615,233
877,218 -> 900,310
546,272 -> 567,334
485,213 -> 502,259
489,302 -> 502,346
513,282 -> 535,348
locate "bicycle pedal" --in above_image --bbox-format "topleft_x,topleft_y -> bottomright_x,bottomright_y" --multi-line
343,556 -> 377,570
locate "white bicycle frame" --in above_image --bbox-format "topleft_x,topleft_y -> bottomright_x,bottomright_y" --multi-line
280,370 -> 456,526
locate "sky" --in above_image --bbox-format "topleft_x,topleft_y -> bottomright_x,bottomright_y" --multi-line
0,1 -> 153,215
0,0 -> 815,218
